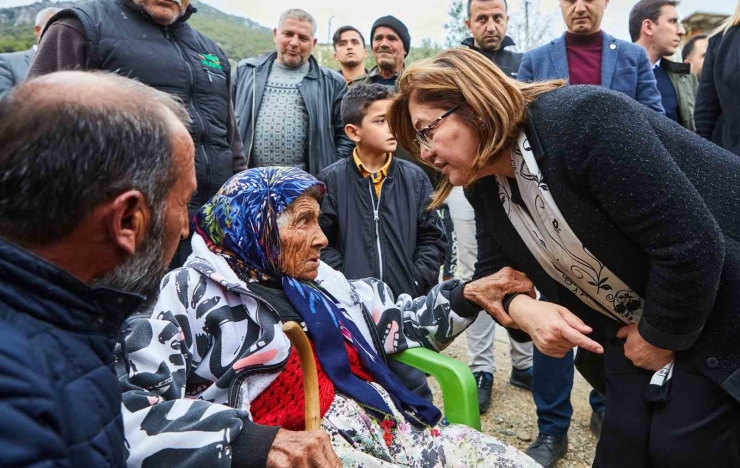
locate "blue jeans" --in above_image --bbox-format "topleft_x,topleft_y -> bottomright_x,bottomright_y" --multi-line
533,347 -> 606,437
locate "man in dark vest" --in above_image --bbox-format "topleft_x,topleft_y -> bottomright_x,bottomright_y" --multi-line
28,0 -> 246,268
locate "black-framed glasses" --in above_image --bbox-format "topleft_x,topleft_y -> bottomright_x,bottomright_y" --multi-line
413,104 -> 460,150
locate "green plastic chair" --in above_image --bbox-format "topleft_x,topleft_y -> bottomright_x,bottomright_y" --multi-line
391,347 -> 482,430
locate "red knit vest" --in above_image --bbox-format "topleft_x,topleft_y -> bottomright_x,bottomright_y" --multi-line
250,341 -> 374,430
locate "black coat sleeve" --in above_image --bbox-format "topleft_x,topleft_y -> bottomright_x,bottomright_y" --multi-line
412,174 -> 447,295
225,70 -> 247,173
330,78 -> 353,159
567,93 -> 725,351
694,33 -> 722,142
470,185 -> 514,281
317,168 -> 344,270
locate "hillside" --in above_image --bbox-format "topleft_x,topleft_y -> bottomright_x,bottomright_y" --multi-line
0,0 -> 274,61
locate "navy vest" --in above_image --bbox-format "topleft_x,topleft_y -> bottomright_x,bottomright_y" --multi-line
66,0 -> 233,212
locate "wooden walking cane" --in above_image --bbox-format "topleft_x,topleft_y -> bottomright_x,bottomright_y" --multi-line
282,321 -> 321,431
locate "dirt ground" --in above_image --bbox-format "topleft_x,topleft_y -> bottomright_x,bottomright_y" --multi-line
427,324 -> 598,468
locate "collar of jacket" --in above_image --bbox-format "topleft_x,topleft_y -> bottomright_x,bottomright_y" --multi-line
242,51 -> 322,80
462,35 -> 516,54
523,110 -> 546,162
367,65 -> 403,80
347,150 -> 400,180
659,57 -> 691,75
0,236 -> 145,335
350,65 -> 405,86
118,0 -> 197,28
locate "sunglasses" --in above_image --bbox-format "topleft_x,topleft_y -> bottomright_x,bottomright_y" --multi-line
413,104 -> 460,151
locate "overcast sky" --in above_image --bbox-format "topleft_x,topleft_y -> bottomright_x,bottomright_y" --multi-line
1,0 -> 735,45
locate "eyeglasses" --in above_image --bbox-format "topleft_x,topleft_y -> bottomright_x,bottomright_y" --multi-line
413,104 -> 460,151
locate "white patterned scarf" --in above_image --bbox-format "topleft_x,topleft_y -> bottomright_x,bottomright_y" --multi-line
495,131 -> 674,401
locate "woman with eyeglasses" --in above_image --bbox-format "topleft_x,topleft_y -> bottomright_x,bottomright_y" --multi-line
388,48 -> 740,467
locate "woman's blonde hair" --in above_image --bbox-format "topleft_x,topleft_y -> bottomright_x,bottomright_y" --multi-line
713,0 -> 740,36
388,48 -> 565,208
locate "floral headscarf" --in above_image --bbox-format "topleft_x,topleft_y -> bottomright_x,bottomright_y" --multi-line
194,167 -> 440,428
194,166 -> 324,282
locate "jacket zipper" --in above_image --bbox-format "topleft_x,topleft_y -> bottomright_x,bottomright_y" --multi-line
225,284 -> 297,408
359,302 -> 388,364
297,81 -> 312,173
228,359 -> 288,409
204,67 -> 226,83
369,180 -> 384,281
166,26 -> 212,197
247,68 -> 257,159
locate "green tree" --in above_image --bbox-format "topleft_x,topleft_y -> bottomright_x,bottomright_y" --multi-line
444,0 -> 468,48
407,38 -> 445,64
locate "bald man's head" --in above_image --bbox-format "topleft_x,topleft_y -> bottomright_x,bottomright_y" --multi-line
0,71 -> 194,304
11,71 -> 189,131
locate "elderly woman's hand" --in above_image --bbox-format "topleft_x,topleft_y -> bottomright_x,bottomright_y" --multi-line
267,429 -> 342,468
463,267 -> 536,328
508,295 -> 604,357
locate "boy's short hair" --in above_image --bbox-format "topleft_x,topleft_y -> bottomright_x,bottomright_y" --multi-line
332,26 -> 366,51
341,84 -> 396,127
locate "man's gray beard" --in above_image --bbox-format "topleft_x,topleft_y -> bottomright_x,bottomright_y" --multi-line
92,206 -> 169,313
376,58 -> 396,73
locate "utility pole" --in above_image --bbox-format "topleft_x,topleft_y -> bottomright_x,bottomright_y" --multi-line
524,0 -> 531,50
327,15 -> 335,44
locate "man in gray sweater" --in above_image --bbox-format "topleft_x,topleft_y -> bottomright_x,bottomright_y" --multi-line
232,8 -> 353,176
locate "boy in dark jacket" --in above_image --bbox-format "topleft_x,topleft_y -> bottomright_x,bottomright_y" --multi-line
318,84 -> 446,299
319,84 -> 446,402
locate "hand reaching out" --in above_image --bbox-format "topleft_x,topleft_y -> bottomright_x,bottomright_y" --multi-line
508,295 -> 604,357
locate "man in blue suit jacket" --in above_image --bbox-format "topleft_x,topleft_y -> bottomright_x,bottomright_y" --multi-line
519,3 -> 664,114
516,1 -> 663,467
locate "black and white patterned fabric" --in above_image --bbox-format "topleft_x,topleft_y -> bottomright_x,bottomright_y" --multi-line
115,233 -> 475,467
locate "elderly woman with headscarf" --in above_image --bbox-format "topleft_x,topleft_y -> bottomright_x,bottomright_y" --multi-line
386,48 -> 740,467
116,167 -> 539,468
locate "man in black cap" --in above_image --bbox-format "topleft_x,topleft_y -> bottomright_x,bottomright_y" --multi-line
350,15 -> 410,87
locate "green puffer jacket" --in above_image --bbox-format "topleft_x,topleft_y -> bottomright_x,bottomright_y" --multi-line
663,58 -> 698,131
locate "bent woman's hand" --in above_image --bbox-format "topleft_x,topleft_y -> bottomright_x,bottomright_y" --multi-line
463,267 -> 536,328
508,295 -> 604,357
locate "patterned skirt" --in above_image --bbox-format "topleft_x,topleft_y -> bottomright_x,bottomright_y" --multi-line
321,383 -> 541,467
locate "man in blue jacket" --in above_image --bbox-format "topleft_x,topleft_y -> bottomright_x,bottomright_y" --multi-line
517,0 -> 664,466
0,71 -> 196,467
519,0 -> 664,114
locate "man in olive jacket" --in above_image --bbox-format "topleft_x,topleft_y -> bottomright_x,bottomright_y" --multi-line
631,0 -> 697,130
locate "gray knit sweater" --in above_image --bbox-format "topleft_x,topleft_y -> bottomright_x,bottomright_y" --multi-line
251,61 -> 310,170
